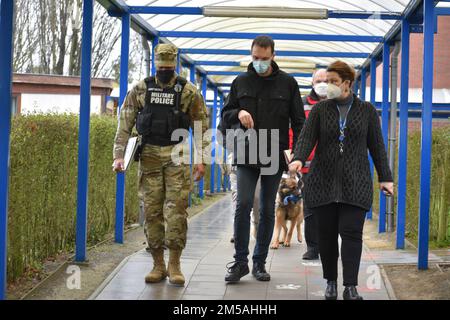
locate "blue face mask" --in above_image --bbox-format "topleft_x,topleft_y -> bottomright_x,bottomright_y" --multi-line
253,59 -> 271,74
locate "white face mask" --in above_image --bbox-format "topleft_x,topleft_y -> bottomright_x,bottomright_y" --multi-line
327,83 -> 342,100
253,59 -> 271,74
314,82 -> 328,98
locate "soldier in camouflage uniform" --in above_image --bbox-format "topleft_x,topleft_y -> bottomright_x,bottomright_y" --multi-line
112,44 -> 209,286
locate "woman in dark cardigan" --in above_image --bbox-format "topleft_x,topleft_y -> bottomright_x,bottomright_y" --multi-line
289,61 -> 393,300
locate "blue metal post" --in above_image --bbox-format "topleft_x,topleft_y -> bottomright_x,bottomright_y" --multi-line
115,13 -> 130,244
216,95 -> 223,193
353,77 -> 360,96
210,88 -> 218,194
0,0 -> 15,300
397,18 -> 410,250
418,0 -> 435,270
176,53 -> 181,74
379,42 -> 390,233
360,68 -> 367,101
197,75 -> 207,199
151,36 -> 159,76
75,0 -> 94,262
188,65 -> 196,207
367,57 -> 377,221
223,149 -> 228,192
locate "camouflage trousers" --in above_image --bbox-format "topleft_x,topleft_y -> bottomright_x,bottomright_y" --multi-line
139,144 -> 192,250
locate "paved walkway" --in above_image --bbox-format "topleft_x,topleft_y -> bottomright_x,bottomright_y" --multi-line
92,194 -> 432,300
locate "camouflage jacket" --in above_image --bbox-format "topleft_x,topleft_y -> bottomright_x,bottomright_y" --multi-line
113,74 -> 209,163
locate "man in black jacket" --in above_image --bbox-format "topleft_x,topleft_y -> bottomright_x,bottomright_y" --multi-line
221,35 -> 305,283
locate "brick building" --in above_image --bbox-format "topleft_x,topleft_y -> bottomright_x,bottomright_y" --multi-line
12,73 -> 116,115
365,16 -> 450,104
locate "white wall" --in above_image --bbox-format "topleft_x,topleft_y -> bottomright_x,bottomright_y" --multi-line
20,93 -> 103,115
361,88 -> 450,103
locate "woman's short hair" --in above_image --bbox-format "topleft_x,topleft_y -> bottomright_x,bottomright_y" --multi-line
327,60 -> 355,84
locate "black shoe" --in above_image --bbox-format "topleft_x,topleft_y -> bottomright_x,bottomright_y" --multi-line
325,281 -> 338,300
302,247 -> 319,260
343,286 -> 363,300
252,262 -> 271,281
225,261 -> 249,282
230,237 -> 235,243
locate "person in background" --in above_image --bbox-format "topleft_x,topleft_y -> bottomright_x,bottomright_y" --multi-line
300,69 -> 328,261
223,152 -> 260,243
289,60 -> 393,300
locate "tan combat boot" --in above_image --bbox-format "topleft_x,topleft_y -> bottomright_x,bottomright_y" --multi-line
167,249 -> 185,286
145,248 -> 167,283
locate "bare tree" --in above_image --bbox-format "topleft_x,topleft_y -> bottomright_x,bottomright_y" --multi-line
54,0 -> 71,74
13,0 -> 39,72
91,5 -> 121,78
68,0 -> 82,76
37,0 -> 50,74
13,1 -> 143,80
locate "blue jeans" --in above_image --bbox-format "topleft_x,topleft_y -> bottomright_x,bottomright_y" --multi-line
233,165 -> 283,264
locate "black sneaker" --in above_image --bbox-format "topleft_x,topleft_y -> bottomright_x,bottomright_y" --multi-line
325,280 -> 338,300
225,261 -> 249,282
302,247 -> 319,260
252,262 -> 271,281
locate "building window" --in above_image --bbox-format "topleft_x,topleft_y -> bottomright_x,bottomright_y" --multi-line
12,96 -> 18,116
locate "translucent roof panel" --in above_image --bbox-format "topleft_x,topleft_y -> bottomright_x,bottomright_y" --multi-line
123,0 -> 414,84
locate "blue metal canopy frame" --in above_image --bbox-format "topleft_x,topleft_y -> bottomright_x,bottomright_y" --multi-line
114,12 -> 130,245
180,48 -> 370,58
418,0 -> 435,270
204,71 -> 312,77
126,6 -> 403,20
194,60 -> 350,70
0,0 -> 448,299
396,18 -> 411,250
0,0 -> 15,301
159,31 -> 384,43
75,0 -> 95,262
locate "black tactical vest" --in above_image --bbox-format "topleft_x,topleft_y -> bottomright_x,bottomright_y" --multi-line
136,76 -> 190,146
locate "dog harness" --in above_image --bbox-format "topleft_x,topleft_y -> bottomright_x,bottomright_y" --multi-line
283,194 -> 301,205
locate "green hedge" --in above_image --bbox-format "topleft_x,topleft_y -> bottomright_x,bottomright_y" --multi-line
8,114 -> 139,281
372,125 -> 450,247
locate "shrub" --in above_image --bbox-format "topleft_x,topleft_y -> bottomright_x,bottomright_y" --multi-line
7,114 -> 139,281
372,125 -> 450,247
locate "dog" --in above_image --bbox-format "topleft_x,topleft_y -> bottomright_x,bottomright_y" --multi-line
270,172 -> 304,249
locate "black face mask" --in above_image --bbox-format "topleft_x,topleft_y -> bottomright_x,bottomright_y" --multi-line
156,69 -> 175,84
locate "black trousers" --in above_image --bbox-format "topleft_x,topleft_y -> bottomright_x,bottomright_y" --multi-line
234,166 -> 283,264
304,207 -> 319,250
302,173 -> 318,250
311,203 -> 366,286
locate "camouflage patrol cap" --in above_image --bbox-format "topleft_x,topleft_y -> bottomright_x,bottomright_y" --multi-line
154,43 -> 178,68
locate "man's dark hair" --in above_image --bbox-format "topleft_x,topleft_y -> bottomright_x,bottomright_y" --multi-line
251,35 -> 275,54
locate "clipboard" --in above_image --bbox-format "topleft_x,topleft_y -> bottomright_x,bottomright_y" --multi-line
123,137 -> 139,171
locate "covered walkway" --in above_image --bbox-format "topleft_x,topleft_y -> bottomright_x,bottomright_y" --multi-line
1,0 -> 450,300
92,195 -> 405,300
